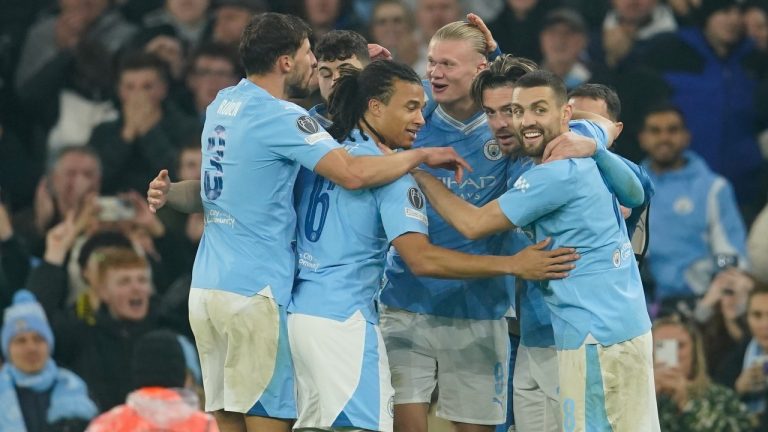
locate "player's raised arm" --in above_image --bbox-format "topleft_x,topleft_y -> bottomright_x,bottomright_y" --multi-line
412,170 -> 512,240
314,146 -> 471,190
393,233 -> 577,280
147,170 -> 202,214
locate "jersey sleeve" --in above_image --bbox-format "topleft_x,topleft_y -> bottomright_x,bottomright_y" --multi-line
269,108 -> 341,170
373,174 -> 429,243
498,160 -> 574,227
569,119 -> 609,150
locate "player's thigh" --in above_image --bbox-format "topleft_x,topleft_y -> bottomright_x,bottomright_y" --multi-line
557,333 -> 659,432
513,346 -> 561,432
289,314 -> 394,431
433,316 -> 509,426
379,307 -> 437,405
190,288 -> 291,415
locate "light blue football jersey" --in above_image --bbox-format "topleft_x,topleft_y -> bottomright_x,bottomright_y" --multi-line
498,122 -> 651,350
289,130 -> 429,324
192,79 -> 340,305
381,101 -> 511,319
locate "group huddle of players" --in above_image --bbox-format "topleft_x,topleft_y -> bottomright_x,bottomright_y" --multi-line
147,11 -> 657,432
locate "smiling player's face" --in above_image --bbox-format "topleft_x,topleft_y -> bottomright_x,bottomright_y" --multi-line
374,80 -> 426,149
511,86 -> 568,158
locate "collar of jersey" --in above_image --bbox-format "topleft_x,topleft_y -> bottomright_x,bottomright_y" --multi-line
435,105 -> 487,135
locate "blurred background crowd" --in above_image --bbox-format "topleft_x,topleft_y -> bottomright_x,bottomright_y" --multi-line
1,0 -> 768,430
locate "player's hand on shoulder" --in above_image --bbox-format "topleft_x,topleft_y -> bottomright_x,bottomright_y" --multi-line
147,169 -> 171,213
419,147 -> 473,183
543,132 -> 597,163
512,237 -> 579,280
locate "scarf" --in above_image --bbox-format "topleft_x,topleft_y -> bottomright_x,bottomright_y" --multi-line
0,360 -> 98,431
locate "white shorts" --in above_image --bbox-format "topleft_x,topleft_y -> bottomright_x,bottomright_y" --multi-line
188,288 -> 296,418
513,345 -> 561,432
288,313 -> 394,432
557,332 -> 660,432
379,307 -> 509,425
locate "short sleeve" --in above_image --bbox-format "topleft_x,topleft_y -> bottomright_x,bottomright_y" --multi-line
373,174 -> 429,243
498,160 -> 574,227
270,109 -> 341,170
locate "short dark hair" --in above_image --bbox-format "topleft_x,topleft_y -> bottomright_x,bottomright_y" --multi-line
642,103 -> 687,128
239,13 -> 312,75
568,83 -> 622,121
118,51 -> 170,84
514,70 -> 568,106
471,54 -> 538,106
328,60 -> 421,143
315,30 -> 370,64
189,42 -> 244,77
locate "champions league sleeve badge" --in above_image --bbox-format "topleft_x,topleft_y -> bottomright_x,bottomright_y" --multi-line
296,115 -> 320,134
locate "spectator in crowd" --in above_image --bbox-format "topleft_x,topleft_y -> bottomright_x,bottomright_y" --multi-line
639,104 -> 748,305
653,315 -> 754,431
27,227 -> 134,326
369,0 -> 420,67
539,8 -> 592,90
31,222 -> 165,411
15,0 -> 137,152
593,0 -> 677,69
0,290 -> 98,431
0,201 -> 31,311
183,42 -> 241,120
734,285 -> 768,429
300,0 -> 365,39
13,146 -> 102,256
212,0 -> 268,46
140,0 -> 212,53
695,269 -> 754,386
86,330 -> 217,432
744,1 -> 768,52
411,0 -> 463,75
490,0 -> 559,64
643,0 -> 768,211
748,203 -> 768,284
88,52 -> 198,195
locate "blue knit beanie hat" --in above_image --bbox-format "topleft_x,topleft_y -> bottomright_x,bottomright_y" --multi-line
1,290 -> 55,359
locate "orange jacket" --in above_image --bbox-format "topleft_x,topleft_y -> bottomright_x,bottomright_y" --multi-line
87,387 -> 219,432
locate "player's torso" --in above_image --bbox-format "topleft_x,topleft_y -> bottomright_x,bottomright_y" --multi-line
382,107 -> 510,319
291,134 -> 388,323
193,81 -> 304,301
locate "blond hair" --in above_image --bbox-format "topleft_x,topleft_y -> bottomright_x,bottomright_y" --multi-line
93,247 -> 149,283
431,21 -> 487,57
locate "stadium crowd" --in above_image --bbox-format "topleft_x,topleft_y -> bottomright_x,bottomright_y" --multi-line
0,0 -> 768,431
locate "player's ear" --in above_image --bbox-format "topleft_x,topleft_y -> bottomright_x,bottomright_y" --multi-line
562,103 -> 573,123
614,121 -> 624,139
477,59 -> 488,73
368,98 -> 383,117
276,54 -> 292,74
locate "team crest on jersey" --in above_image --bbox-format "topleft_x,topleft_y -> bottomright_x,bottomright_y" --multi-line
483,139 -> 503,161
408,187 -> 424,209
296,115 -> 320,134
612,249 -> 621,267
673,196 -> 694,215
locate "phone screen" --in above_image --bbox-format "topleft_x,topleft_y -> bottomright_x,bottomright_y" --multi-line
654,339 -> 678,368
